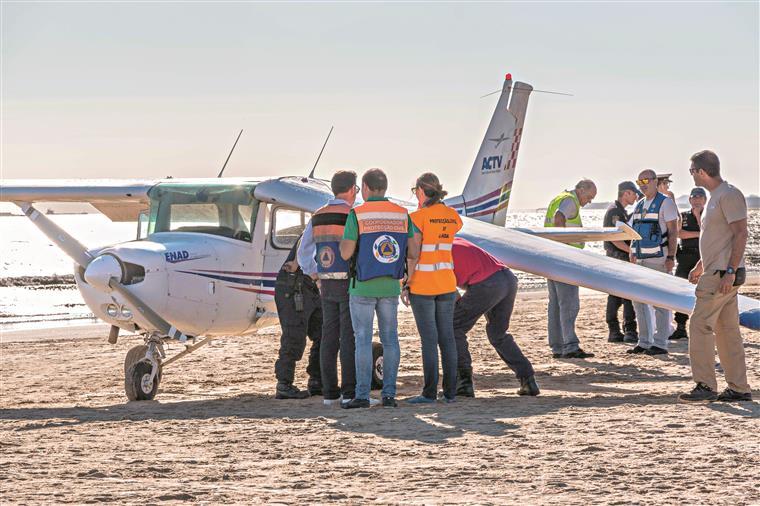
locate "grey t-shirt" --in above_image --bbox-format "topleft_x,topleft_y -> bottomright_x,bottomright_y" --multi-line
557,194 -> 579,221
700,181 -> 746,272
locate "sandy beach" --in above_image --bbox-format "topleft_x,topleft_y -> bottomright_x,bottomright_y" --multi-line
1,290 -> 758,505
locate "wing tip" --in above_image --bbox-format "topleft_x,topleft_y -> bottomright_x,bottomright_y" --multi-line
739,308 -> 760,331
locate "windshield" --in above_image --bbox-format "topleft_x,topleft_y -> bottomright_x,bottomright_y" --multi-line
147,183 -> 257,242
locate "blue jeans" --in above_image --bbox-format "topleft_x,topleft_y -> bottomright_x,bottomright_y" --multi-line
349,295 -> 400,399
547,280 -> 580,355
410,291 -> 458,400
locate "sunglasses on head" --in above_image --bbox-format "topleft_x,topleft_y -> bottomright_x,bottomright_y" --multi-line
636,178 -> 652,186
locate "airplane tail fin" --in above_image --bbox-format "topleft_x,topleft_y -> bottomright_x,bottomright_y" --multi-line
445,76 -> 533,226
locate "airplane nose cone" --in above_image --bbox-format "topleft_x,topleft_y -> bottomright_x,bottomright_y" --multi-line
84,254 -> 123,292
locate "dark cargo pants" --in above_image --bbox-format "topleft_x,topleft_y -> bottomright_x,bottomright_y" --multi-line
273,273 -> 322,385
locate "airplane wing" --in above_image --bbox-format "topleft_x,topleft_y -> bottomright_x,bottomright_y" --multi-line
459,219 -> 760,331
252,176 -> 333,212
516,223 -> 640,244
0,179 -> 155,221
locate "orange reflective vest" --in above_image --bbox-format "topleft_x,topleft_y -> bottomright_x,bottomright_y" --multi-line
408,203 -> 463,295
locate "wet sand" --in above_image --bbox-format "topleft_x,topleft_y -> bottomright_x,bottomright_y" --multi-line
1,291 -> 759,504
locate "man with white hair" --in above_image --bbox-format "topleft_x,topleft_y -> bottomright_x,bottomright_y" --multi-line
543,179 -> 597,359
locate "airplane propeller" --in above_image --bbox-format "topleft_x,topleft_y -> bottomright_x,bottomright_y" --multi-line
18,202 -> 191,343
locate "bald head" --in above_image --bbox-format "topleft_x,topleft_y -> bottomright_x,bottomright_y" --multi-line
574,179 -> 597,206
637,169 -> 658,199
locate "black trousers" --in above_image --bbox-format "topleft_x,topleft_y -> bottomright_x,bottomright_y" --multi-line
674,250 -> 700,327
319,279 -> 356,400
453,269 -> 534,379
605,250 -> 637,332
274,277 -> 322,385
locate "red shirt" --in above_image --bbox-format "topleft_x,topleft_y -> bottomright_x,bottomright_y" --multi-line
452,237 -> 506,288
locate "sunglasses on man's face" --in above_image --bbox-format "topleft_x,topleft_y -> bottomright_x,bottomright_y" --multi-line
689,167 -> 700,175
636,178 -> 652,186
410,186 -> 419,194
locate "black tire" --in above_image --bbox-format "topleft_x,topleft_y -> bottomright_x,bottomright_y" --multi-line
125,360 -> 159,401
124,345 -> 148,374
371,341 -> 383,390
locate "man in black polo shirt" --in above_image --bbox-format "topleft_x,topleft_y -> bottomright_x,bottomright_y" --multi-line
669,187 -> 706,340
603,181 -> 642,343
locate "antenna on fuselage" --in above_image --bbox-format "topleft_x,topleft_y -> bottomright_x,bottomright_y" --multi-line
217,129 -> 244,178
308,126 -> 334,179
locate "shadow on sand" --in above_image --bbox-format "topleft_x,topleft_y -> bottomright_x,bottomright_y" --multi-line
0,390 -> 719,444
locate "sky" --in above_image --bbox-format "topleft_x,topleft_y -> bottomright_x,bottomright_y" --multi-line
2,2 -> 758,210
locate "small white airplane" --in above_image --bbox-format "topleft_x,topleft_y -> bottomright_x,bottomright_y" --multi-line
2,75 -> 757,402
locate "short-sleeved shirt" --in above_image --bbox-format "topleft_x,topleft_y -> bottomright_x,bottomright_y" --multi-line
342,197 -> 418,297
628,194 -> 679,238
452,237 -> 506,288
557,196 -> 580,221
603,200 -> 630,255
700,181 -> 746,272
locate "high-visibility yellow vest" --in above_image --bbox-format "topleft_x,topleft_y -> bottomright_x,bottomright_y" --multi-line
544,190 -> 584,249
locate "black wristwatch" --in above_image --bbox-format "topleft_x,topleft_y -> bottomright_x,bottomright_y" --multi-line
726,266 -> 736,275
666,255 -> 674,260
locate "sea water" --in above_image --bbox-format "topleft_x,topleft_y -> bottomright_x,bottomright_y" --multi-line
1,210 -> 758,331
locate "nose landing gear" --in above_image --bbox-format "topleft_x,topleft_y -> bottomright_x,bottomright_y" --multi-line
124,336 -> 164,401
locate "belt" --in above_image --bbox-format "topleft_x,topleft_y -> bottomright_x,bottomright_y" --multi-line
678,248 -> 700,254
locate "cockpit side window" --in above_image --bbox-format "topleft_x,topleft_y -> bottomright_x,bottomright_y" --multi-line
271,207 -> 310,249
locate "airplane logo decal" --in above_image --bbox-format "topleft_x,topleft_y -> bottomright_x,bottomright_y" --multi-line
488,132 -> 510,149
165,250 -> 210,263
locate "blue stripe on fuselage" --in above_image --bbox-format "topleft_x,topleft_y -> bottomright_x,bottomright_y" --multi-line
177,270 -> 276,287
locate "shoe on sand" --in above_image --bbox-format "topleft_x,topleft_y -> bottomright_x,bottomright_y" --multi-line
716,388 -> 752,402
678,383 -> 717,403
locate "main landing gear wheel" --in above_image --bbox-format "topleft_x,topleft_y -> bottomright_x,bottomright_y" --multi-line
371,342 -> 383,390
124,344 -> 162,401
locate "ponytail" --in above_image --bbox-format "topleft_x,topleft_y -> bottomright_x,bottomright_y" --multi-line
415,172 -> 448,208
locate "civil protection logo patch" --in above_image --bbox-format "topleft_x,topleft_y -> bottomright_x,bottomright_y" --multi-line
318,245 -> 335,269
372,235 -> 400,264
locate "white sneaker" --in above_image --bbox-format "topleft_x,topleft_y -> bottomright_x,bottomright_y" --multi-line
323,396 -> 343,406
368,397 -> 381,406
340,397 -> 354,407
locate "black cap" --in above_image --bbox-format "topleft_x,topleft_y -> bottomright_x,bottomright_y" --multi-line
619,181 -> 643,198
690,187 -> 707,198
